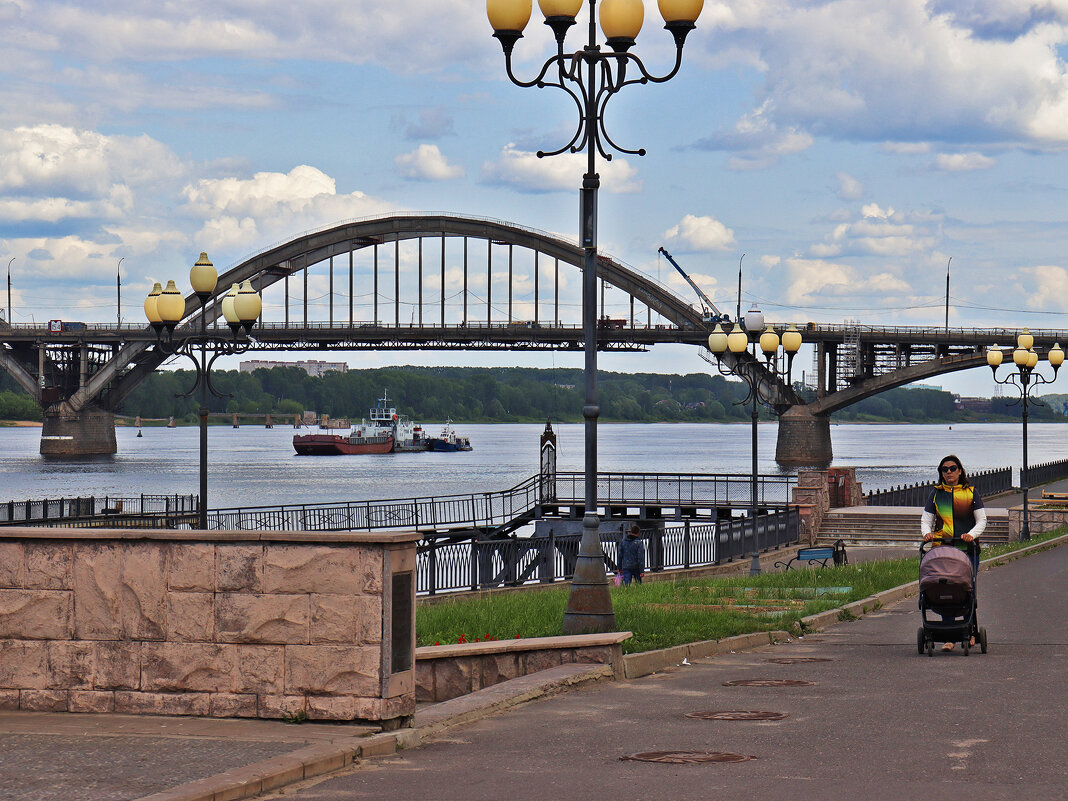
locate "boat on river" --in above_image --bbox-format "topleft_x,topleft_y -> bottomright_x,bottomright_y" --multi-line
293,391 -> 425,455
427,419 -> 473,452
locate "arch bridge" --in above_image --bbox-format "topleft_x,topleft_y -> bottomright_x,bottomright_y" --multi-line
0,213 -> 1059,462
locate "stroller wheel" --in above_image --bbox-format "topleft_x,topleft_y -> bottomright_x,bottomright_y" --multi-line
917,628 -> 925,655
979,627 -> 989,654
962,640 -> 970,656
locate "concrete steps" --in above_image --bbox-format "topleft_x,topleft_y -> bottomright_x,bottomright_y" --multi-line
816,506 -> 1010,546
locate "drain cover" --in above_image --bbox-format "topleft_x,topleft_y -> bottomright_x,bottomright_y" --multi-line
723,678 -> 815,687
622,751 -> 756,764
686,710 -> 788,721
765,657 -> 833,664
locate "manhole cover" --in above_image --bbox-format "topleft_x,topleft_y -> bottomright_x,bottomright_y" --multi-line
621,751 -> 756,764
723,679 -> 815,687
765,657 -> 833,664
686,710 -> 788,721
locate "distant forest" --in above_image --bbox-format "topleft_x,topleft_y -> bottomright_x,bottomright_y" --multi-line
2,365 -> 1064,425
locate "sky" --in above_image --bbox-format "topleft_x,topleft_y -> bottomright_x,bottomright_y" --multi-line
2,0 -> 1068,399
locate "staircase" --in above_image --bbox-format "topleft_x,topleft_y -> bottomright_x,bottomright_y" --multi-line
816,506 -> 1011,546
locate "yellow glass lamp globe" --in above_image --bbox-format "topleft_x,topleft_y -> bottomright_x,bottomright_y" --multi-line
727,323 -> 748,354
144,282 -> 163,324
488,0 -> 533,32
986,346 -> 1003,368
1017,328 -> 1033,351
1027,349 -> 1039,368
658,0 -> 703,23
1049,343 -> 1064,368
189,252 -> 217,297
539,0 -> 582,17
781,323 -> 802,354
600,0 -> 644,40
233,280 -> 261,323
759,324 -> 779,357
156,279 -> 185,324
707,323 -> 727,354
1012,347 -> 1029,367
221,284 -> 241,325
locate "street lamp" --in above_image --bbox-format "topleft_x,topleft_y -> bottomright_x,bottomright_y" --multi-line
144,253 -> 261,529
488,0 -> 703,635
708,312 -> 802,574
987,331 -> 1063,541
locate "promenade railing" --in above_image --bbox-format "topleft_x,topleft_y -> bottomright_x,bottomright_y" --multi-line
0,494 -> 198,525
864,467 -> 1012,507
1022,457 -> 1068,488
418,507 -> 801,595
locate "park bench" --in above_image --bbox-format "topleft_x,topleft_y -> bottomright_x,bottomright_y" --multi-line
1041,491 -> 1068,500
775,539 -> 848,571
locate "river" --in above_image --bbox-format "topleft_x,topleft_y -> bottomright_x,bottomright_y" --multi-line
1,422 -> 1066,507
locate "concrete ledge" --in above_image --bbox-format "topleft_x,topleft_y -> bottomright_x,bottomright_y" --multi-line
415,631 -> 631,659
622,630 -> 791,679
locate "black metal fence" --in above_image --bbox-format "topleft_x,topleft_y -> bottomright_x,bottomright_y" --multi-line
865,467 -> 1012,507
1023,458 -> 1068,488
417,507 -> 801,595
0,494 -> 198,525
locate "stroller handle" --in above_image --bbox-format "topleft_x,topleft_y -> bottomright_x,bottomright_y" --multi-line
920,534 -> 978,556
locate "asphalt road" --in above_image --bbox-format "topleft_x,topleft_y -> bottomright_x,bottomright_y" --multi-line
268,544 -> 1068,801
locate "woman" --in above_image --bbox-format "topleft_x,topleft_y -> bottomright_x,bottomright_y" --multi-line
920,454 -> 986,650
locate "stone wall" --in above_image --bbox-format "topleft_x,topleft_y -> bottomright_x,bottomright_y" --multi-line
1007,506 -> 1068,541
0,528 -> 418,724
415,633 -> 630,703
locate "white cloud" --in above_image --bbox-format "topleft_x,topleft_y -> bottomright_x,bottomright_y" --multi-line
481,143 -> 641,194
395,144 -> 465,181
1020,265 -> 1068,308
934,152 -> 997,171
836,172 -> 864,200
783,257 -> 911,305
662,214 -> 737,252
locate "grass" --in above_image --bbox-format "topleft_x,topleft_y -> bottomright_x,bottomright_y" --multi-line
416,527 -> 1066,654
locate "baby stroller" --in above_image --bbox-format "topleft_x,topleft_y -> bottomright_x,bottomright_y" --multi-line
916,536 -> 988,656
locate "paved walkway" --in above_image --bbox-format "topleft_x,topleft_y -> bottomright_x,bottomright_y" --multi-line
1,540 -> 1064,801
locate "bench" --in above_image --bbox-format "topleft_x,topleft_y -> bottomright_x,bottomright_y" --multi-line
1041,491 -> 1068,500
775,540 -> 848,571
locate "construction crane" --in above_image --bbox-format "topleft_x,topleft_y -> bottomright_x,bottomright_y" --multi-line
657,247 -> 730,324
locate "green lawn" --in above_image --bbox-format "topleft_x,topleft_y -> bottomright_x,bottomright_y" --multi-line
417,528 -> 1065,654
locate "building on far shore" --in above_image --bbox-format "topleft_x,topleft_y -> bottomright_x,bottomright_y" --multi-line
239,359 -> 348,378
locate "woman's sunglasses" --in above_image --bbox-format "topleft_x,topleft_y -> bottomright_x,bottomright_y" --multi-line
940,465 -> 960,474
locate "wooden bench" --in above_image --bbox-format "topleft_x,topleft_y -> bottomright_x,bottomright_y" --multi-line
1041,491 -> 1068,500
775,540 -> 848,571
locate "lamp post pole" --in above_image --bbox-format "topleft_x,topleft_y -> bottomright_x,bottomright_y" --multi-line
708,315 -> 802,573
987,332 -> 1063,542
488,0 -> 703,633
145,254 -> 262,529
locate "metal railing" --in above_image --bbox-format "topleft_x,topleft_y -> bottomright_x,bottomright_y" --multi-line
864,467 -> 1012,507
549,472 -> 797,508
0,494 -> 198,525
417,507 -> 801,595
1022,457 -> 1068,488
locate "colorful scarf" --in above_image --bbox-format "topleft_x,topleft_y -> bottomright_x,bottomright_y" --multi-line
931,483 -> 975,538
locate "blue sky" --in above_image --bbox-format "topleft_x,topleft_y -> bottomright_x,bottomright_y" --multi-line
2,0 -> 1068,398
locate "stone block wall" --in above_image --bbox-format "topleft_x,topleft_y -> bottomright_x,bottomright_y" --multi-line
0,528 -> 418,723
414,633 -> 630,703
1007,506 -> 1068,541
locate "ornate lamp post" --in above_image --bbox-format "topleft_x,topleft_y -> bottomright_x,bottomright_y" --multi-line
144,253 -> 261,529
487,0 -> 704,634
708,312 -> 802,574
987,330 -> 1063,541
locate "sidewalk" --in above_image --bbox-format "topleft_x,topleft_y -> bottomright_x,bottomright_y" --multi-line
2,536 -> 1064,801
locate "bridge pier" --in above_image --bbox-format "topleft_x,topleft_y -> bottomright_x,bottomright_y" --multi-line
776,406 -> 832,466
40,403 -> 117,456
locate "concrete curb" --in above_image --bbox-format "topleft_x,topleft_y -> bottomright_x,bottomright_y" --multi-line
799,532 -> 1068,634
621,630 -> 791,679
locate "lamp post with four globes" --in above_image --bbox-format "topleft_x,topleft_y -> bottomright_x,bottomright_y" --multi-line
144,253 -> 262,530
487,0 -> 704,633
986,330 -> 1063,541
708,309 -> 802,574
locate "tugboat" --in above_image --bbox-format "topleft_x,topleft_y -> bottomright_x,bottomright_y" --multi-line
427,419 -> 473,452
293,391 -> 422,455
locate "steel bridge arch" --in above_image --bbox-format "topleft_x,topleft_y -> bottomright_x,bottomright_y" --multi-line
80,213 -> 707,412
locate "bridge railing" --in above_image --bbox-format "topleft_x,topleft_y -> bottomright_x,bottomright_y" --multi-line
550,472 -> 797,508
418,507 -> 801,595
864,467 -> 1012,507
0,494 -> 198,525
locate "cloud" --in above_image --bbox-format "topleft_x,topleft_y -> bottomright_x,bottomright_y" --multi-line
182,164 -> 397,251
836,172 -> 865,200
692,100 -> 814,168
783,257 -> 911,305
395,145 -> 465,181
1020,265 -> 1068,308
392,108 -> 457,141
662,214 -> 737,252
481,143 -> 641,194
934,152 -> 997,171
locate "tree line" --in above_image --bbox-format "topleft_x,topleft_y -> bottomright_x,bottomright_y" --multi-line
1,365 -> 1064,424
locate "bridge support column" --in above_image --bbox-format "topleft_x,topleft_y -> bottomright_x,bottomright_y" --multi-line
40,403 -> 116,456
776,406 -> 832,466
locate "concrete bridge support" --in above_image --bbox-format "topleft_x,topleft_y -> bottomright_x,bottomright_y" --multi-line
775,405 -> 832,466
40,403 -> 117,456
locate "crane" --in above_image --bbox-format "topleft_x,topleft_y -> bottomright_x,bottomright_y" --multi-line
657,247 -> 730,324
